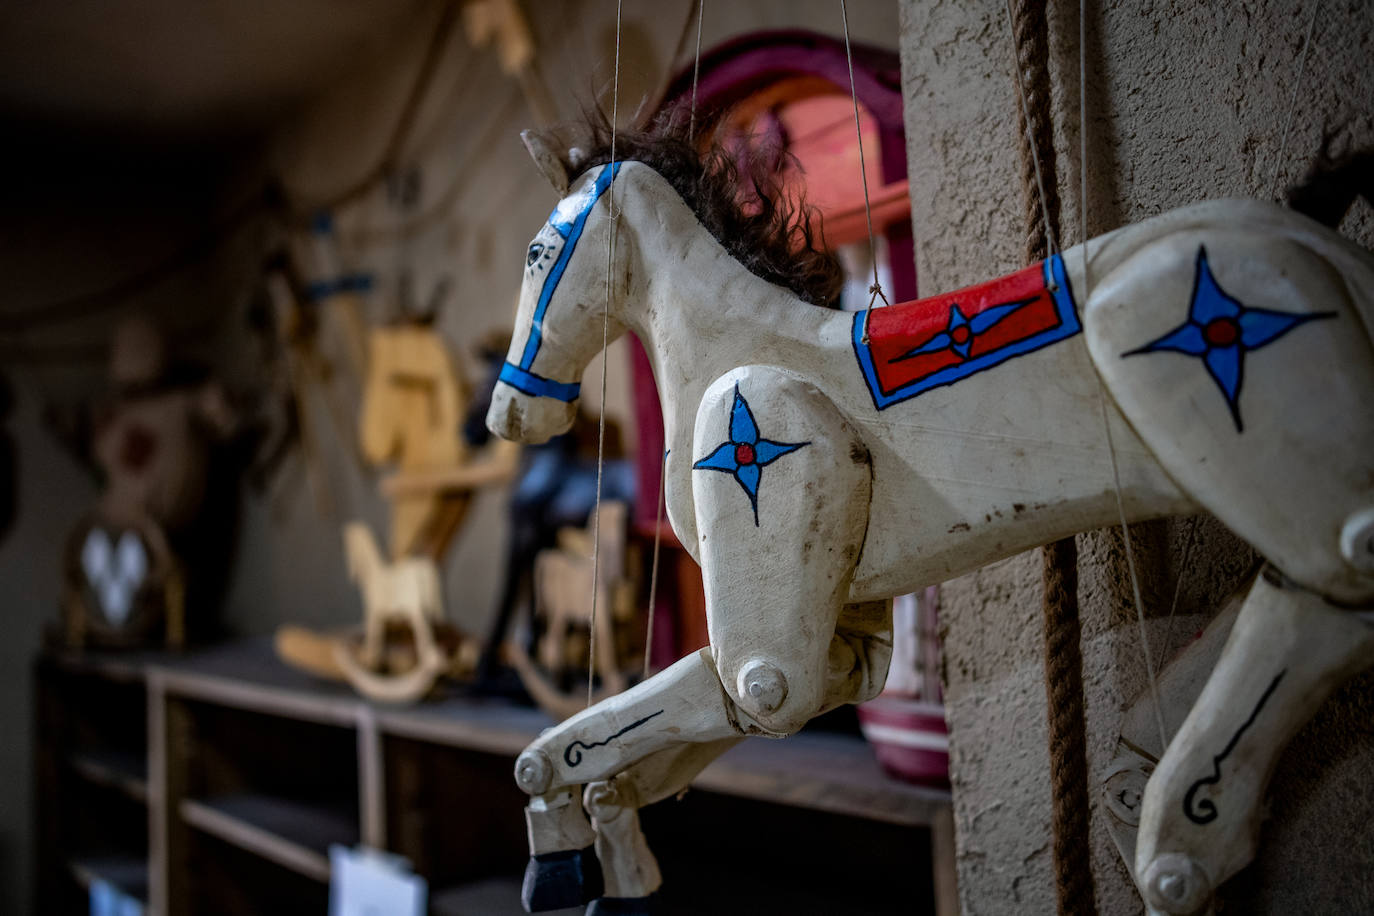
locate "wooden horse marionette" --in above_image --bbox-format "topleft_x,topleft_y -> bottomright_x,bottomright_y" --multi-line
485,118 -> 1374,915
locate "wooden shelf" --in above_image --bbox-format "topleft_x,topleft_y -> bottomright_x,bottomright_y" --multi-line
68,748 -> 148,804
146,640 -> 948,827
49,647 -> 179,684
69,855 -> 150,903
376,693 -> 548,757
698,731 -> 950,828
152,639 -> 361,728
39,639 -> 950,915
180,793 -> 358,884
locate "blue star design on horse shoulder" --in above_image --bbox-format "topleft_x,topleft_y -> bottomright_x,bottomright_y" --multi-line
1123,247 -> 1336,432
890,298 -> 1038,363
692,385 -> 809,527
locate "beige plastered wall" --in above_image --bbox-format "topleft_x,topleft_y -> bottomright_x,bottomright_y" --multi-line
897,0 -> 1373,912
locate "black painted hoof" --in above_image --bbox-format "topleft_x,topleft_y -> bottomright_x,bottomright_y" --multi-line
585,894 -> 657,915
521,847 -> 603,912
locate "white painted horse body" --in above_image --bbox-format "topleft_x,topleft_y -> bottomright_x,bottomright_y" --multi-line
489,136 -> 1374,915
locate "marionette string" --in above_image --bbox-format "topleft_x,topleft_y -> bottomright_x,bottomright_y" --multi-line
842,0 -> 892,345
643,448 -> 667,678
588,0 -> 624,707
643,2 -> 706,681
1269,1 -> 1321,201
689,0 -> 705,143
1064,0 -> 1167,752
1154,515 -> 1201,735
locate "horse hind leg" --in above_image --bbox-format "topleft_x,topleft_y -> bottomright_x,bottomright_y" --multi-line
1134,570 -> 1374,914
581,738 -> 742,914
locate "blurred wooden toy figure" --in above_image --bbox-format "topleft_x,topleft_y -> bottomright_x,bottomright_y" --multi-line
503,500 -> 642,721
486,121 -> 1374,915
330,521 -> 456,704
62,315 -> 237,650
325,321 -> 516,703
328,324 -> 470,703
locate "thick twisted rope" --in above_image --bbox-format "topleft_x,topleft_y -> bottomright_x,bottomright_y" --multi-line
1005,0 -> 1096,913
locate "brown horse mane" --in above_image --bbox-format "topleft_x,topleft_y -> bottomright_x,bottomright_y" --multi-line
566,108 -> 843,308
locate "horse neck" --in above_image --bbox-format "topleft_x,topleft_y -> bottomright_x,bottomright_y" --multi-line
617,183 -> 816,383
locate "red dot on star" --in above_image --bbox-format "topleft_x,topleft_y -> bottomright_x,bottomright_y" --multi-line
1203,317 -> 1240,347
950,325 -> 971,345
734,443 -> 756,465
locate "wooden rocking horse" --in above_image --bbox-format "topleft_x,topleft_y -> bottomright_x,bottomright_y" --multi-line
334,522 -> 450,704
504,500 -> 639,721
279,321 -> 514,702
486,119 -> 1374,915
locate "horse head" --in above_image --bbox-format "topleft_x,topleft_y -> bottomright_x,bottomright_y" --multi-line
487,129 -> 631,445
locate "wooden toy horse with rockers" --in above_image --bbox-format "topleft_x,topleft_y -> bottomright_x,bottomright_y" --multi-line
486,119 -> 1374,915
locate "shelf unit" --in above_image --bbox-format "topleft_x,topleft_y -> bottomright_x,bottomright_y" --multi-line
36,640 -> 955,915
35,653 -> 158,914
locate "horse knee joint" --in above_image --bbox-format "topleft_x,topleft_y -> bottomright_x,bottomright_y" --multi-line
730,658 -> 810,734
738,660 -> 788,715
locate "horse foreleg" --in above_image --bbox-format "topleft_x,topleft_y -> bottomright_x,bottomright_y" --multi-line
516,647 -> 744,911
1134,570 -> 1374,914
573,612 -> 892,915
692,367 -> 875,737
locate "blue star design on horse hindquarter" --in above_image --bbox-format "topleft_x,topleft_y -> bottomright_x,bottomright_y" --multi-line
1123,247 -> 1336,432
692,385 -> 809,526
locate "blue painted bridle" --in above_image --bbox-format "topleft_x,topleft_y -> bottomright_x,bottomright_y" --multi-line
498,162 -> 623,402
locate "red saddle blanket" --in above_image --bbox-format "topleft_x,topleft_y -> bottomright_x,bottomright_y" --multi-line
851,255 -> 1081,410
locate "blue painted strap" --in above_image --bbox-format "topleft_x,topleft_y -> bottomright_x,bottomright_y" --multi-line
498,362 -> 581,401
519,161 -> 623,369
307,273 -> 374,301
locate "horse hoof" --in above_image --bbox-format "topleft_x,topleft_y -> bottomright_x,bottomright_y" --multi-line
585,894 -> 656,915
521,847 -> 603,912
515,748 -> 554,795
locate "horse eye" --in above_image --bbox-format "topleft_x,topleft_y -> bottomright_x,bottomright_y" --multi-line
526,243 -> 545,267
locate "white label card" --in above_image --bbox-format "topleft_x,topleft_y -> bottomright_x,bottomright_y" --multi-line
329,845 -> 427,916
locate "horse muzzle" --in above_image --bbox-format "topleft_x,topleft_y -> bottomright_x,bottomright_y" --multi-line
486,381 -> 577,445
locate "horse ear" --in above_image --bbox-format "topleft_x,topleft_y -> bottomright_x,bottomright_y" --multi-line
522,129 -> 570,196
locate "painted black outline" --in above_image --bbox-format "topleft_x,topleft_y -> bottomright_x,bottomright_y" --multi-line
564,709 -> 666,767
1182,668 -> 1286,825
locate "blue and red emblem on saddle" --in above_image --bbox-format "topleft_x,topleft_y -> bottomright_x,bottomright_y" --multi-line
852,254 -> 1080,410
